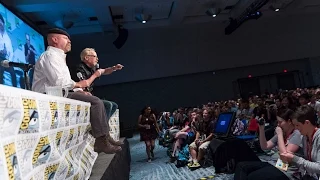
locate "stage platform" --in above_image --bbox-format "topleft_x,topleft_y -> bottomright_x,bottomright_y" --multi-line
89,138 -> 131,180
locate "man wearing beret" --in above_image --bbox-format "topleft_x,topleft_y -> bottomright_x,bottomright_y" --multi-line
32,28 -> 122,154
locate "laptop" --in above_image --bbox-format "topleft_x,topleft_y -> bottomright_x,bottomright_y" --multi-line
214,112 -> 236,140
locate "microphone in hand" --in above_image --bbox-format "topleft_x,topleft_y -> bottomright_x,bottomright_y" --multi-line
77,72 -> 90,90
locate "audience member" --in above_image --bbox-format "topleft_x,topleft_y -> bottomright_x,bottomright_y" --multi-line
188,108 -> 215,168
138,106 -> 161,162
234,108 -> 302,180
280,105 -> 320,179
171,110 -> 197,158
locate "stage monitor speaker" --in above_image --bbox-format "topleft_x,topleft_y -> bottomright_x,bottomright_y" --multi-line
113,28 -> 128,49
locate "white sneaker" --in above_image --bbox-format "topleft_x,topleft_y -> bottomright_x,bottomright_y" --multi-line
148,158 -> 152,163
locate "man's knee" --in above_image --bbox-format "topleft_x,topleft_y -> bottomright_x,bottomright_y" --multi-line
89,96 -> 104,108
102,100 -> 113,108
199,141 -> 210,150
111,101 -> 118,109
189,142 -> 197,150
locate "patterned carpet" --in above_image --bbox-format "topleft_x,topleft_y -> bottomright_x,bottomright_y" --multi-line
128,134 -> 234,180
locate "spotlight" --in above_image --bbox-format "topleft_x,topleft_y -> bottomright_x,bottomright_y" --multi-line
135,14 -> 152,24
206,8 -> 221,18
269,5 -> 280,12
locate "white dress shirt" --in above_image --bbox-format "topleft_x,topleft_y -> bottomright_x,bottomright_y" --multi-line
0,31 -> 13,60
0,31 -> 15,87
32,46 -> 76,93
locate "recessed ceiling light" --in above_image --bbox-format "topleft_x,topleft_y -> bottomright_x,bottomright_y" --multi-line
135,14 -> 152,24
275,8 -> 280,12
206,8 -> 221,18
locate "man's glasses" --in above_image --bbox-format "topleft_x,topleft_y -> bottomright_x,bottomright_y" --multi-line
86,55 -> 98,59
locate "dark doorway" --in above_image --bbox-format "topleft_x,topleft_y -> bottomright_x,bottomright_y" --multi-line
238,78 -> 260,99
277,72 -> 296,90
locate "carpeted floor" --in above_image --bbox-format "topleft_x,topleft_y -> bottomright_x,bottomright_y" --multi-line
128,134 -> 234,180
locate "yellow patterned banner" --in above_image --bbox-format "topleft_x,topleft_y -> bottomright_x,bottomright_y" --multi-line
0,85 -> 98,180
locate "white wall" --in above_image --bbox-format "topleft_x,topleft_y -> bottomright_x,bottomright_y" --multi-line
68,12 -> 320,85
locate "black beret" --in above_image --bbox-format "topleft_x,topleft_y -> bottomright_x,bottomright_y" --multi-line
47,28 -> 70,39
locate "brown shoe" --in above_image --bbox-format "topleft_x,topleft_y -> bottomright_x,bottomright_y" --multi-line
94,136 -> 122,154
107,134 -> 124,146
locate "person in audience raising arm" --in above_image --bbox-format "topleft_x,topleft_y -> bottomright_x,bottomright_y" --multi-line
259,108 -> 301,156
32,28 -> 121,154
280,105 -> 320,180
234,108 -> 302,180
76,48 -> 123,146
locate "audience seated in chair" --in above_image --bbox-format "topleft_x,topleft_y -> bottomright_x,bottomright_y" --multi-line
280,105 -> 320,180
234,108 -> 303,180
233,99 -> 251,136
171,110 -> 197,158
188,109 -> 215,168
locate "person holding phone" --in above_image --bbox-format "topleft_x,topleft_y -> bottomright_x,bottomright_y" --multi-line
234,108 -> 302,180
280,105 -> 320,180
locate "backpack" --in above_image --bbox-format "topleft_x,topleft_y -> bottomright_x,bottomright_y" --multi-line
176,143 -> 190,168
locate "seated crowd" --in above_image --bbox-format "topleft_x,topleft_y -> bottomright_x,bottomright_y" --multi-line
155,88 -> 320,180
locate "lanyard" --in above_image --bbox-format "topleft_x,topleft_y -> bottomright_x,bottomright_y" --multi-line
307,128 -> 318,161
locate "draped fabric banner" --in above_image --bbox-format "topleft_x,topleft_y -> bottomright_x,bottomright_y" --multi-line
109,109 -> 120,142
0,85 -> 98,180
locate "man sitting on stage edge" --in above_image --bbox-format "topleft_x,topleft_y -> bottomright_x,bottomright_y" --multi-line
32,28 -> 122,154
76,47 -> 124,146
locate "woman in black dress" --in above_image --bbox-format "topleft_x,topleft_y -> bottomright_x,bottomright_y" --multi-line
138,106 -> 160,162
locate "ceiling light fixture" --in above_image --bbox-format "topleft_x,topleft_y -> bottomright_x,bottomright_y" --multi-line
206,8 -> 221,18
135,13 -> 152,24
269,4 -> 281,12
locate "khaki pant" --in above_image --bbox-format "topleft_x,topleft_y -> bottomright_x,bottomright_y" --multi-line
189,141 -> 210,150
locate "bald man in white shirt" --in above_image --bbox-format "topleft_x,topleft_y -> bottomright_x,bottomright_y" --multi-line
32,28 -> 122,154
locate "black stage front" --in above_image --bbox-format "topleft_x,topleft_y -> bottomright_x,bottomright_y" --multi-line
209,138 -> 260,173
89,138 -> 131,180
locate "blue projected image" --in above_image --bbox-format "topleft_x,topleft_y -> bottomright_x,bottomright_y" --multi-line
0,3 -> 45,88
215,113 -> 233,134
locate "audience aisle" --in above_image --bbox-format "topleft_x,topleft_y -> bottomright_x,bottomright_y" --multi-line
128,134 -> 233,180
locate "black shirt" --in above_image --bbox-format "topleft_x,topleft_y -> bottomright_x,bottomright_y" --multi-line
24,44 -> 36,65
196,120 -> 216,137
76,62 -> 98,93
